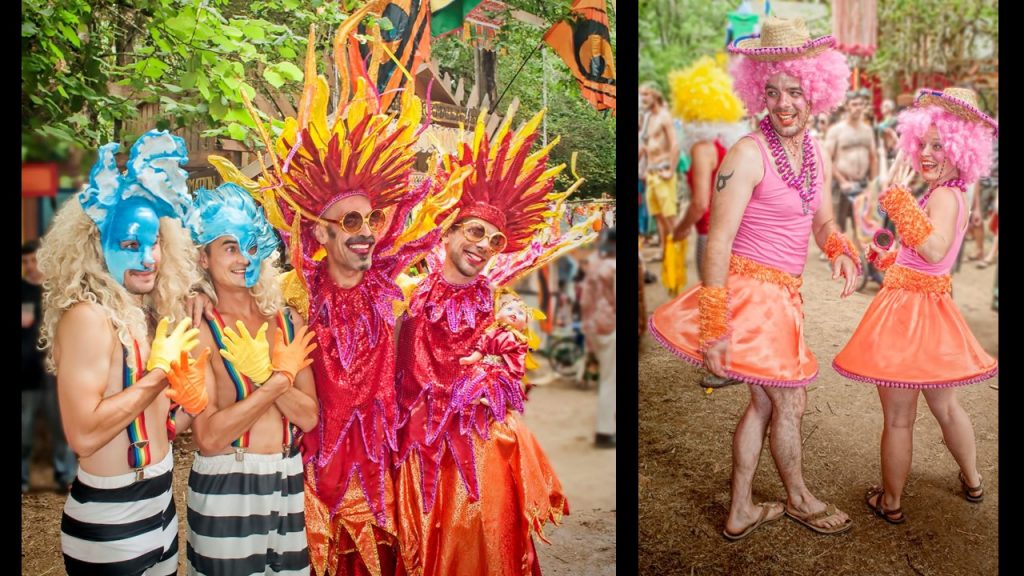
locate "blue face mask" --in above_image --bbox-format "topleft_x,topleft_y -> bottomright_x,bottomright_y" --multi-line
192,183 -> 278,289
101,197 -> 161,287
214,228 -> 264,288
80,130 -> 193,287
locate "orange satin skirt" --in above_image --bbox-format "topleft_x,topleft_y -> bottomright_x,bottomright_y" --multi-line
304,464 -> 404,576
833,265 -> 998,388
649,254 -> 818,387
395,414 -> 569,576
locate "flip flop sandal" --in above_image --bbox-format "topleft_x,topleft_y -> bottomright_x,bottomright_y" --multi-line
865,487 -> 906,524
722,503 -> 784,541
785,502 -> 854,535
960,472 -> 984,503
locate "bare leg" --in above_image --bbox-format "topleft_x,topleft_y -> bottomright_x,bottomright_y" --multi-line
984,234 -> 998,263
764,386 -> 850,530
972,223 -> 985,258
873,387 -> 919,513
725,385 -> 783,533
922,388 -> 981,488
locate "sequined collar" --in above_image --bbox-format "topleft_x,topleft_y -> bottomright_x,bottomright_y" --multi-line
411,272 -> 493,334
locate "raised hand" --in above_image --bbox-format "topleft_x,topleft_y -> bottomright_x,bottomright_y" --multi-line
271,325 -> 318,385
166,349 -> 210,415
219,321 -> 273,384
880,150 -> 915,201
147,317 -> 200,374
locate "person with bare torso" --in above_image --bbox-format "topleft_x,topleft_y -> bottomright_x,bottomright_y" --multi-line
38,130 -> 207,576
640,82 -> 681,249
826,90 -> 878,233
185,183 -> 319,575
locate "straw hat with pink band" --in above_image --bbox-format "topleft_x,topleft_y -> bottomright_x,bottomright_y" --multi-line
873,85 -> 998,266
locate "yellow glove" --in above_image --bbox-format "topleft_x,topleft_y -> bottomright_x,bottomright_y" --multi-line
219,321 -> 273,384
147,318 -> 200,374
271,325 -> 318,385
165,349 -> 210,415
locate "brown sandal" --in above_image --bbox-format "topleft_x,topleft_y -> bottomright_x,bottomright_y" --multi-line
785,502 -> 853,535
722,502 -> 784,541
865,487 -> 906,524
959,472 -> 984,503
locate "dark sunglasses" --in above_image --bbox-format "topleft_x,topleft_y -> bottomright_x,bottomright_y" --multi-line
330,209 -> 386,234
455,222 -> 508,253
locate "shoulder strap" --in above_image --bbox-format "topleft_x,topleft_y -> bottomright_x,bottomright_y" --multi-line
122,340 -> 151,474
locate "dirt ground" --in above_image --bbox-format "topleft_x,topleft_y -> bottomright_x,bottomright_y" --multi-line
21,358 -> 615,575
639,240 -> 998,576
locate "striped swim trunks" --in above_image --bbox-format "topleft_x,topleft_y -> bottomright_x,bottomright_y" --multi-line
60,451 -> 178,576
186,451 -> 309,575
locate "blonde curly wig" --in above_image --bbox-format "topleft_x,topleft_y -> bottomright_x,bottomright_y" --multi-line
37,201 -> 201,373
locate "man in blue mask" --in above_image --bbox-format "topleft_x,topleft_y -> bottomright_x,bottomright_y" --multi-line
37,130 -> 209,576
184,183 -> 319,575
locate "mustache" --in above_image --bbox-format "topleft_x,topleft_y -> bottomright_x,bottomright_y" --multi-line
345,235 -> 376,246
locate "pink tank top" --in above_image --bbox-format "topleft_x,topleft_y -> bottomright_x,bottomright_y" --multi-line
895,188 -> 968,275
731,134 -> 824,276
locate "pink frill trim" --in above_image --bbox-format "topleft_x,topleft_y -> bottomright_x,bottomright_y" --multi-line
729,35 -> 836,56
831,360 -> 998,389
648,316 -> 817,388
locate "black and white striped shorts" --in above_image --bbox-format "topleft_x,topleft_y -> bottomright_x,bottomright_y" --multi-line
61,451 -> 178,576
186,451 -> 309,575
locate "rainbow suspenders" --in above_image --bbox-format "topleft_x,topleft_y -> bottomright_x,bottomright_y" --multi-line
207,309 -> 300,461
122,341 -> 153,482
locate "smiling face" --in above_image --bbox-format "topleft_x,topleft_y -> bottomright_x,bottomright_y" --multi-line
495,294 -> 528,332
442,217 -> 501,283
917,125 -> 960,184
200,236 -> 257,291
764,73 -> 811,137
315,194 -> 377,278
101,196 -> 162,293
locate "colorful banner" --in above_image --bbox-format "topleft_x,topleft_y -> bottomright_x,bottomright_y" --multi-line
543,0 -> 616,114
357,0 -> 432,112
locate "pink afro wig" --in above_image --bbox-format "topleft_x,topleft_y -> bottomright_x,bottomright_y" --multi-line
896,106 -> 994,184
730,51 -> 851,116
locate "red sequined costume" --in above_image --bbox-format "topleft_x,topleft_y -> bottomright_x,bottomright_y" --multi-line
208,10 -> 460,575
393,110 -> 584,576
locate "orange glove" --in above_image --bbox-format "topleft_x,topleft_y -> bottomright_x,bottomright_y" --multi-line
165,349 -> 210,415
271,325 -> 317,385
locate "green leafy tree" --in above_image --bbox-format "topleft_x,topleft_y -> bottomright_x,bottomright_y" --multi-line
22,0 -> 368,161
868,0 -> 997,111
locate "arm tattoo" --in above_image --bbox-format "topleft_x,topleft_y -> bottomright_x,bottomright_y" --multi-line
716,170 -> 734,193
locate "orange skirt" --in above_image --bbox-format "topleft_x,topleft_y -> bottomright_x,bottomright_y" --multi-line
833,265 -> 998,388
648,254 -> 818,387
304,465 -> 403,576
395,414 -> 568,576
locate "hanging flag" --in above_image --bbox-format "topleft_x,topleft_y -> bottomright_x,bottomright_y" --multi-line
353,0 -> 432,112
431,0 -> 484,36
543,0 -> 616,114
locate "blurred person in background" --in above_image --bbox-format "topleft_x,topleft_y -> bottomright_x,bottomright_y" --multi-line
22,238 -> 78,494
581,228 -> 616,448
640,82 -> 681,253
826,89 -> 878,235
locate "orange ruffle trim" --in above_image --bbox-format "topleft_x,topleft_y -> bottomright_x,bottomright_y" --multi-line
880,185 -> 934,247
869,248 -> 898,270
728,253 -> 803,290
698,285 -> 729,350
883,264 -> 952,294
824,231 -> 863,275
